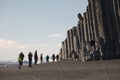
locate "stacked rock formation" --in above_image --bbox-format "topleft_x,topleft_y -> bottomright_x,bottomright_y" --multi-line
59,0 -> 120,61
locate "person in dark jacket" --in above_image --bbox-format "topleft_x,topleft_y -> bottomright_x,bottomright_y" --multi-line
28,52 -> 33,67
40,53 -> 43,63
56,54 -> 59,61
46,55 -> 49,62
34,50 -> 38,65
52,54 -> 55,62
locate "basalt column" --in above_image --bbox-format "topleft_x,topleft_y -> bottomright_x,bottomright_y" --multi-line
59,48 -> 63,60
61,41 -> 66,59
77,14 -> 83,59
70,29 -> 74,52
72,27 -> 79,56
77,23 -> 82,50
77,13 -> 83,50
79,16 -> 86,60
89,0 -> 99,42
112,0 -> 120,58
83,12 -> 89,45
82,12 -> 90,60
67,30 -> 71,58
88,0 -> 95,41
64,38 -> 68,59
86,6 -> 92,41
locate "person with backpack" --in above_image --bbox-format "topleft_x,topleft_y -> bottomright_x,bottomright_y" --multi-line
18,53 -> 22,69
20,52 -> 24,65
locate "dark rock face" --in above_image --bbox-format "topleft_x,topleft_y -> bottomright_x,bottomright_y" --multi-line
59,0 -> 120,61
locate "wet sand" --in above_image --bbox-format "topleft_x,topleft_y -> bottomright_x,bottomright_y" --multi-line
0,59 -> 120,80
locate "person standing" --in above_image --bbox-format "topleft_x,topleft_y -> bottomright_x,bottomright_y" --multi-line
56,54 -> 59,61
18,53 -> 22,69
71,49 -> 78,60
20,52 -> 24,65
34,50 -> 38,65
70,51 -> 73,60
28,52 -> 33,67
52,54 -> 55,62
46,55 -> 49,62
40,53 -> 43,63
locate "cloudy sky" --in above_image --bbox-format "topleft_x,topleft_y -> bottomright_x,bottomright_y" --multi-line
0,0 -> 88,61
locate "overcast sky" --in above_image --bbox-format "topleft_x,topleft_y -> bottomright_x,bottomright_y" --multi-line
0,0 -> 88,61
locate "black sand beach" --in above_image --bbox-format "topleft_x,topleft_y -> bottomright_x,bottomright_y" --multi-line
0,59 -> 120,80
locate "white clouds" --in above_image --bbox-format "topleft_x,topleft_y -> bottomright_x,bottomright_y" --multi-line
0,39 -> 50,49
48,33 -> 63,38
0,39 -> 33,49
0,39 -> 17,49
0,39 -> 62,54
38,44 -> 49,47
18,44 -> 33,49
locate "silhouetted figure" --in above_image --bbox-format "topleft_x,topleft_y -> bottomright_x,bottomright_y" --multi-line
90,51 -> 94,61
40,53 -> 43,63
18,54 -> 22,69
94,46 -> 101,60
70,49 -> 78,60
72,50 -> 78,60
34,50 -> 38,65
70,52 -> 73,60
56,54 -> 59,61
20,52 -> 24,65
46,55 -> 49,62
28,52 -> 33,67
52,54 -> 55,62
18,52 -> 24,69
74,52 -> 79,60
70,50 -> 75,60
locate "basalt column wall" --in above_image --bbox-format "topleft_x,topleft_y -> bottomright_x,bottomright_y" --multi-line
59,0 -> 120,60
97,0 -> 120,59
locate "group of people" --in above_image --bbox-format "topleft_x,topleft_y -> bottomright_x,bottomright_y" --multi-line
18,50 -> 59,69
46,54 -> 59,62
